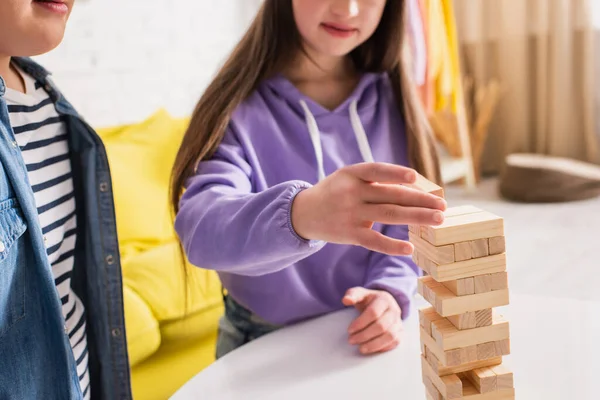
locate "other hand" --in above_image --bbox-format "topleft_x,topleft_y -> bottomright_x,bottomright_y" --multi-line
342,287 -> 403,355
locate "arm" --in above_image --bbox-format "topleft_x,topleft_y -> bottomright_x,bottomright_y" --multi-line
174,126 -> 324,277
363,223 -> 421,320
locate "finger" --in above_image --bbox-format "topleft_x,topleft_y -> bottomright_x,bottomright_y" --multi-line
360,204 -> 445,226
342,287 -> 372,307
354,229 -> 414,256
348,308 -> 396,345
364,184 -> 446,211
359,323 -> 403,354
348,295 -> 390,334
346,163 -> 416,185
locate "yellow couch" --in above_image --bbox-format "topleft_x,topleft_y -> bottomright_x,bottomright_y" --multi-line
97,110 -> 224,400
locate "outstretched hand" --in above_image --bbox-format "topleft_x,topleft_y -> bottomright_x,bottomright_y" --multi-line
291,163 -> 446,256
342,287 -> 403,355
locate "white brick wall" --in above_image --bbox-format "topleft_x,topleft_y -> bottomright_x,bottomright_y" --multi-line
34,0 -> 262,128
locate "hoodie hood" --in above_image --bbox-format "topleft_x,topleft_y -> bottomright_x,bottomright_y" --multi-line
263,72 -> 387,181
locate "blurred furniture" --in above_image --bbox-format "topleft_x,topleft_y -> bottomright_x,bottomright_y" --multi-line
430,78 -> 502,183
499,153 -> 600,202
97,110 -> 224,400
454,0 -> 599,174
171,294 -> 600,400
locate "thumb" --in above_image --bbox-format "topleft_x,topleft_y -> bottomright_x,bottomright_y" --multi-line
342,287 -> 373,306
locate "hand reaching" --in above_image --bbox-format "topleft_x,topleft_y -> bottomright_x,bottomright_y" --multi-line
291,162 -> 446,256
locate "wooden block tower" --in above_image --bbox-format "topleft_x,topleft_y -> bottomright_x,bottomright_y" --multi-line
407,174 -> 515,400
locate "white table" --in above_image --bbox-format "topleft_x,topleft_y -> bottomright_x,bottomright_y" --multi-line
171,294 -> 600,400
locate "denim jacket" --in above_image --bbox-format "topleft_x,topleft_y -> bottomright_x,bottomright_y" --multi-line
0,58 -> 131,399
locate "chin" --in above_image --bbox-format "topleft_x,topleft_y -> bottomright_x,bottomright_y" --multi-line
318,45 -> 357,58
26,30 -> 66,56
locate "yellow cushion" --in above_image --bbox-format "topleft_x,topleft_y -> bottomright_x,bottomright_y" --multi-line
122,241 -> 223,325
131,332 -> 218,400
122,285 -> 161,367
160,300 -> 223,343
96,109 -> 190,261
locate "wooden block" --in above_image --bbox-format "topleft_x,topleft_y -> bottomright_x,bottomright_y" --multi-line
408,224 -> 419,234
421,210 -> 504,246
421,325 -> 506,367
447,309 -> 493,330
474,274 -> 493,293
454,241 -> 472,261
412,249 -> 421,268
419,306 -> 446,336
431,312 -> 510,350
419,276 -> 510,316
470,238 -> 490,258
477,342 -> 497,360
424,344 -> 502,377
406,172 -> 445,198
447,348 -> 466,366
421,355 -> 463,399
443,205 -> 483,218
420,327 -> 462,367
475,272 -> 509,294
489,364 -> 514,389
464,367 -> 498,393
421,253 -> 507,282
493,339 -> 511,356
462,344 -> 479,364
443,277 -> 475,296
448,312 -> 477,330
491,272 -> 509,291
409,231 -> 455,265
462,378 -> 516,399
423,376 -> 443,400
488,236 -> 506,255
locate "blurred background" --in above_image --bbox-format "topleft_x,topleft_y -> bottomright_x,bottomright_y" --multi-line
32,1 -> 600,399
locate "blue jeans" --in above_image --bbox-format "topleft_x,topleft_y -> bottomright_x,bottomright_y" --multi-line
216,295 -> 281,359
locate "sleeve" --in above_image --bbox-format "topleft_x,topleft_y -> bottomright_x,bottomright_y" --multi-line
363,223 -> 422,320
174,126 -> 325,277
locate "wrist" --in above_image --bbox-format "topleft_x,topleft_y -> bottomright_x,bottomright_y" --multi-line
290,187 -> 316,240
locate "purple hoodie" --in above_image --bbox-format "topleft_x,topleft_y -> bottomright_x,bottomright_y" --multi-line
175,72 -> 421,325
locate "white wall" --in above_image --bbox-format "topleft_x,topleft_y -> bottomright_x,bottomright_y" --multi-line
34,0 -> 261,128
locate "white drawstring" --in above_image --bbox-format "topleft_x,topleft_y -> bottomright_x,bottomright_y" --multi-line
300,99 -> 374,182
300,100 -> 326,182
349,99 -> 375,163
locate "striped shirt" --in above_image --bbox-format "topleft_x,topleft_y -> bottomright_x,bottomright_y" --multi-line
5,65 -> 90,399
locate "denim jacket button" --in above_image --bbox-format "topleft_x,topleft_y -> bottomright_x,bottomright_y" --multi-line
99,182 -> 108,192
0,241 -> 5,252
64,325 -> 68,334
111,328 -> 121,337
106,254 -> 114,265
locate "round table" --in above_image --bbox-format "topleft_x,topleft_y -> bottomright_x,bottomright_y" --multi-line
170,293 -> 600,399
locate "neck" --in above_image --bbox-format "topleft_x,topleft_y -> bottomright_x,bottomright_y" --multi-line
284,45 -> 357,83
0,55 -> 26,93
0,55 -> 12,83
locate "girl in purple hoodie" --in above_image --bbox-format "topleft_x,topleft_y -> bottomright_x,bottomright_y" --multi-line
171,0 -> 446,359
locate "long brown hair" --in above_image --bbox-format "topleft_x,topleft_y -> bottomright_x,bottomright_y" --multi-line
171,0 -> 441,219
